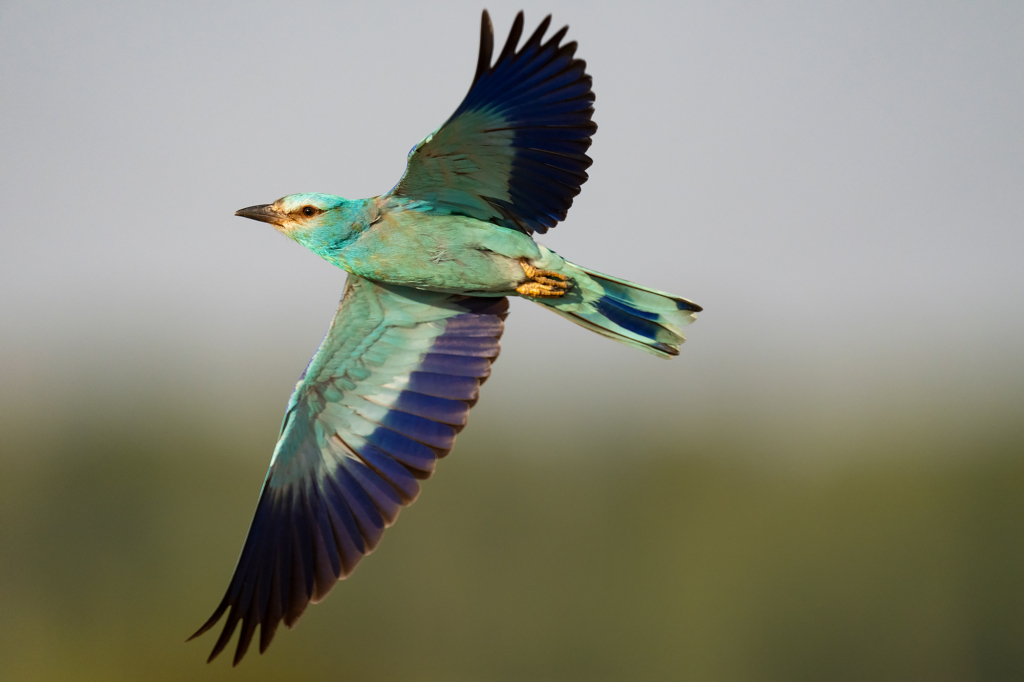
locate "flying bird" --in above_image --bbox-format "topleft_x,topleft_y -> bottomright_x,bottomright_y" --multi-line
191,9 -> 701,665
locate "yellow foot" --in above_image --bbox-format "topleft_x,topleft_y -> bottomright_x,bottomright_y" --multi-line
516,259 -> 570,298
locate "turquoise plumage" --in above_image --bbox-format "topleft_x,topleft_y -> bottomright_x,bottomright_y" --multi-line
191,10 -> 701,665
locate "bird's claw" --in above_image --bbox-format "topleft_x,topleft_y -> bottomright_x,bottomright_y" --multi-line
516,259 -> 570,297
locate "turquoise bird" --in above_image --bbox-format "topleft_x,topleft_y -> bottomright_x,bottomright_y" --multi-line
191,10 -> 700,665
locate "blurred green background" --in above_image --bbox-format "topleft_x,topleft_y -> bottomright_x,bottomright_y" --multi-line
1,379 -> 1023,681
2,0 -> 1023,680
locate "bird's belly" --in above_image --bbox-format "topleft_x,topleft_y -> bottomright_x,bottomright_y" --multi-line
351,249 -> 520,294
338,215 -> 537,295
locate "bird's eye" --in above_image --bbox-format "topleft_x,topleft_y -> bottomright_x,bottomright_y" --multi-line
301,206 -> 317,217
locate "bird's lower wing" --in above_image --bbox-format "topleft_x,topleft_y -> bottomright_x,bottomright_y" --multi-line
190,276 -> 508,665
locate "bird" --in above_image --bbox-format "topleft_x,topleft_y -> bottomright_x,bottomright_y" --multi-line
189,9 -> 701,665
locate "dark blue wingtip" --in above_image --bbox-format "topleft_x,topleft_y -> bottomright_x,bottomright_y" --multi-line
474,10 -> 495,85
677,299 -> 703,313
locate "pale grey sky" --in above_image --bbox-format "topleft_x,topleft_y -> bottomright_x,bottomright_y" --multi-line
1,0 -> 1022,461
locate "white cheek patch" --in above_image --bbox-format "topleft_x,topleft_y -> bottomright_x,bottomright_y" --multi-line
273,219 -> 307,238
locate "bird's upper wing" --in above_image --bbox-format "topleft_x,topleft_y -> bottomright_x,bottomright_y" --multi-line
384,10 -> 596,235
190,276 -> 508,665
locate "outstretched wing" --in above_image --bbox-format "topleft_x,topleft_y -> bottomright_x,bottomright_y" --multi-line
385,10 -> 596,235
190,276 -> 508,665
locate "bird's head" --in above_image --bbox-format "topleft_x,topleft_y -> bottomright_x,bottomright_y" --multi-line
235,193 -> 361,251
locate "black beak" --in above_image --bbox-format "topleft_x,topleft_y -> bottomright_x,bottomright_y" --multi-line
235,204 -> 283,225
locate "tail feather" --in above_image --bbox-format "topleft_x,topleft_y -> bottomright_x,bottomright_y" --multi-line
532,257 -> 701,359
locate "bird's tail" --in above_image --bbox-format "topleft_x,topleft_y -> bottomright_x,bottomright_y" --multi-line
527,249 -> 701,359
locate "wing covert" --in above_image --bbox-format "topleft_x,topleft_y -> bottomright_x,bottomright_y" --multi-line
386,10 -> 596,234
190,276 -> 508,664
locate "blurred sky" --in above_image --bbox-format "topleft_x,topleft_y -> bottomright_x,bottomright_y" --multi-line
1,0 -> 1022,464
